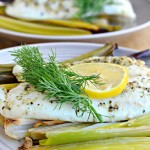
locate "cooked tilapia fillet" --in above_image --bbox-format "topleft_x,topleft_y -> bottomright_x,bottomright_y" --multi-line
6,0 -> 136,20
0,56 -> 150,122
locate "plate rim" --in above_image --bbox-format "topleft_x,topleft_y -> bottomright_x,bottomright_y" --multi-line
0,42 -> 138,53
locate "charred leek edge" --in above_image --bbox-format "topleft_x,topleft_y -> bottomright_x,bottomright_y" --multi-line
0,16 -> 91,35
42,19 -> 100,31
34,120 -> 66,128
0,115 -> 5,126
0,83 -> 19,90
62,43 -> 116,65
0,71 -> 18,84
98,24 -> 122,32
29,137 -> 150,150
39,125 -> 150,146
92,21 -> 122,32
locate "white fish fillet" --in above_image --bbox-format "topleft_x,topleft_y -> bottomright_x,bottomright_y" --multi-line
6,0 -> 136,20
1,56 -> 150,122
0,86 -> 36,139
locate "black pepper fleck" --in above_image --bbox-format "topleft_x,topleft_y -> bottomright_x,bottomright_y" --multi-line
108,106 -> 114,112
24,84 -> 30,91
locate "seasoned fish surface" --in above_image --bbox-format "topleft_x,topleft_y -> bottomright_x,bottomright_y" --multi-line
1,57 -> 150,122
6,0 -> 136,20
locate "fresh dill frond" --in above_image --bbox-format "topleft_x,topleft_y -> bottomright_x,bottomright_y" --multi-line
75,0 -> 105,19
75,0 -> 116,20
11,46 -> 103,122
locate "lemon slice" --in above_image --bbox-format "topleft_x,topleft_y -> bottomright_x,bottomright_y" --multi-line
71,63 -> 129,99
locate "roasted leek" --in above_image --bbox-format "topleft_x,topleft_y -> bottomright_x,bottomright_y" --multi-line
0,64 -> 14,72
27,123 -> 93,140
103,114 -> 150,129
42,19 -> 99,31
28,137 -> 150,150
0,16 -> 91,36
0,6 -> 5,15
0,83 -> 19,90
0,71 -> 18,84
39,125 -> 150,146
62,43 -> 116,65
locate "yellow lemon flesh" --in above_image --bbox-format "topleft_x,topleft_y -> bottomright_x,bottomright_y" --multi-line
71,63 -> 129,99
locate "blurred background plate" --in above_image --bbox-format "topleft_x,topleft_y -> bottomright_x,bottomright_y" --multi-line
0,0 -> 150,43
0,42 -> 141,150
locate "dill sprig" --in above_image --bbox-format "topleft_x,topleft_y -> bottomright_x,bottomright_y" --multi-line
75,0 -> 115,20
75,0 -> 105,19
11,46 -> 103,122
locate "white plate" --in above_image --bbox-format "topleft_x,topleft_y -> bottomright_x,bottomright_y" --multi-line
0,42 -> 138,150
0,42 -> 136,64
0,0 -> 150,43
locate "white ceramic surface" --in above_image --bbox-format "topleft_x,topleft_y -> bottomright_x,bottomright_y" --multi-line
0,42 -> 138,150
0,0 -> 150,42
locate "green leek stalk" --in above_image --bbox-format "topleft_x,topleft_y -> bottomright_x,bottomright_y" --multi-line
0,16 -> 91,36
27,123 -> 93,140
103,114 -> 150,129
28,114 -> 150,141
62,43 -> 116,65
39,125 -> 150,146
30,137 -> 150,150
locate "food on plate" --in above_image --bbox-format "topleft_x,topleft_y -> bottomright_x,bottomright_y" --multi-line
0,16 -> 92,36
2,56 -> 149,122
6,0 -> 136,20
70,63 -> 129,99
0,0 -> 136,35
0,44 -> 149,149
22,137 -> 150,150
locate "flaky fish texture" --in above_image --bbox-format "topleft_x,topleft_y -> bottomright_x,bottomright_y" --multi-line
6,0 -> 136,20
0,56 -> 150,122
